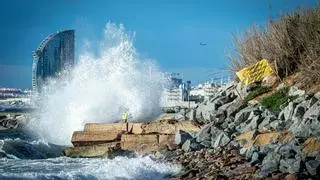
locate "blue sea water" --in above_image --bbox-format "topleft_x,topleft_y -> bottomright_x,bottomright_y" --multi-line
0,130 -> 181,180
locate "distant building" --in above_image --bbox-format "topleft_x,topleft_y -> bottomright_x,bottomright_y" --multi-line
32,30 -> 75,91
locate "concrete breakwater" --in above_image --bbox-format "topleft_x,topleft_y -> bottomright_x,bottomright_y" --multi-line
64,120 -> 200,158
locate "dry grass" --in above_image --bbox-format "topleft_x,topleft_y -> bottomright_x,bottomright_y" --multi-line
229,5 -> 320,88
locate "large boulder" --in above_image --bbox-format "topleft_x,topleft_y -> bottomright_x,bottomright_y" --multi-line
195,122 -> 230,148
64,142 -> 120,158
120,134 -> 176,154
219,99 -> 246,118
84,123 -> 143,134
195,102 -> 217,124
71,131 -> 122,146
142,120 -> 200,134
195,122 -> 212,147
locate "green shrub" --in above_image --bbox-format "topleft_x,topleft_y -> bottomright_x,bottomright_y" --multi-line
260,87 -> 290,111
244,86 -> 271,103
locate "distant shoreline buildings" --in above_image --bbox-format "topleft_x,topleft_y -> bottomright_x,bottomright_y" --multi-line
32,30 -> 75,92
162,72 -> 231,111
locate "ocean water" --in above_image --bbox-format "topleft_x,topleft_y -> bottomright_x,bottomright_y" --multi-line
0,23 -> 180,179
0,130 -> 181,180
29,23 -> 168,145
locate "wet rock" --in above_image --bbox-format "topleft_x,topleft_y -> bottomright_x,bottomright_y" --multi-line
305,160 -> 320,176
279,158 -> 301,173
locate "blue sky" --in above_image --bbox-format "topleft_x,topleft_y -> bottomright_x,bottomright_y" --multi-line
0,0 -> 317,88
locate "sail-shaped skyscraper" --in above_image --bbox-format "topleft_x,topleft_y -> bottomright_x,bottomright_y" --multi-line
32,30 -> 75,91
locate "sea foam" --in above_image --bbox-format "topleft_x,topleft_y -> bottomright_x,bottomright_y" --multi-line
29,23 -> 168,145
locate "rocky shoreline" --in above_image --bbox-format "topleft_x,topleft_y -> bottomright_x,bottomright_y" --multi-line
0,113 -> 27,130
2,80 -> 320,179
154,81 -> 320,179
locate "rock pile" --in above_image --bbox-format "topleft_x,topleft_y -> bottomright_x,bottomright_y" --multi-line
0,114 -> 27,130
162,82 -> 320,179
64,120 -> 200,158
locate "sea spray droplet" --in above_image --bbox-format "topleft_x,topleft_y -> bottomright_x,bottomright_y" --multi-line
29,23 -> 168,145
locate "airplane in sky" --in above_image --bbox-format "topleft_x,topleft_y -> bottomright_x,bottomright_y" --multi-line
200,42 -> 207,46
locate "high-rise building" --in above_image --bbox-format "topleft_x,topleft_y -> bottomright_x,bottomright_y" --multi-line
32,30 -> 75,91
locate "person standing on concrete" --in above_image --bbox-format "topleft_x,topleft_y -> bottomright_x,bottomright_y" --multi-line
121,112 -> 129,132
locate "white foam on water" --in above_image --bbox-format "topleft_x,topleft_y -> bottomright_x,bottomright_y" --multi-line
0,156 -> 181,180
29,23 -> 168,145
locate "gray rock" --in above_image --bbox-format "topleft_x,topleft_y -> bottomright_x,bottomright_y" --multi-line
244,115 -> 263,131
278,140 -> 300,159
308,97 -> 318,109
182,139 -> 191,152
175,130 -> 193,145
260,152 -> 281,177
292,104 -> 306,123
279,158 -> 301,173
305,160 -> 320,176
313,92 -> 320,100
288,86 -> 305,97
249,151 -> 266,166
260,144 -> 278,154
303,101 -> 320,120
290,117 -> 320,138
283,102 -> 297,121
239,146 -> 259,159
222,100 -> 246,118
195,123 -> 212,147
210,126 -> 230,148
235,123 -> 247,133
212,109 -> 227,125
213,96 -> 234,109
234,107 -> 259,126
258,116 -> 276,131
195,102 -> 214,124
